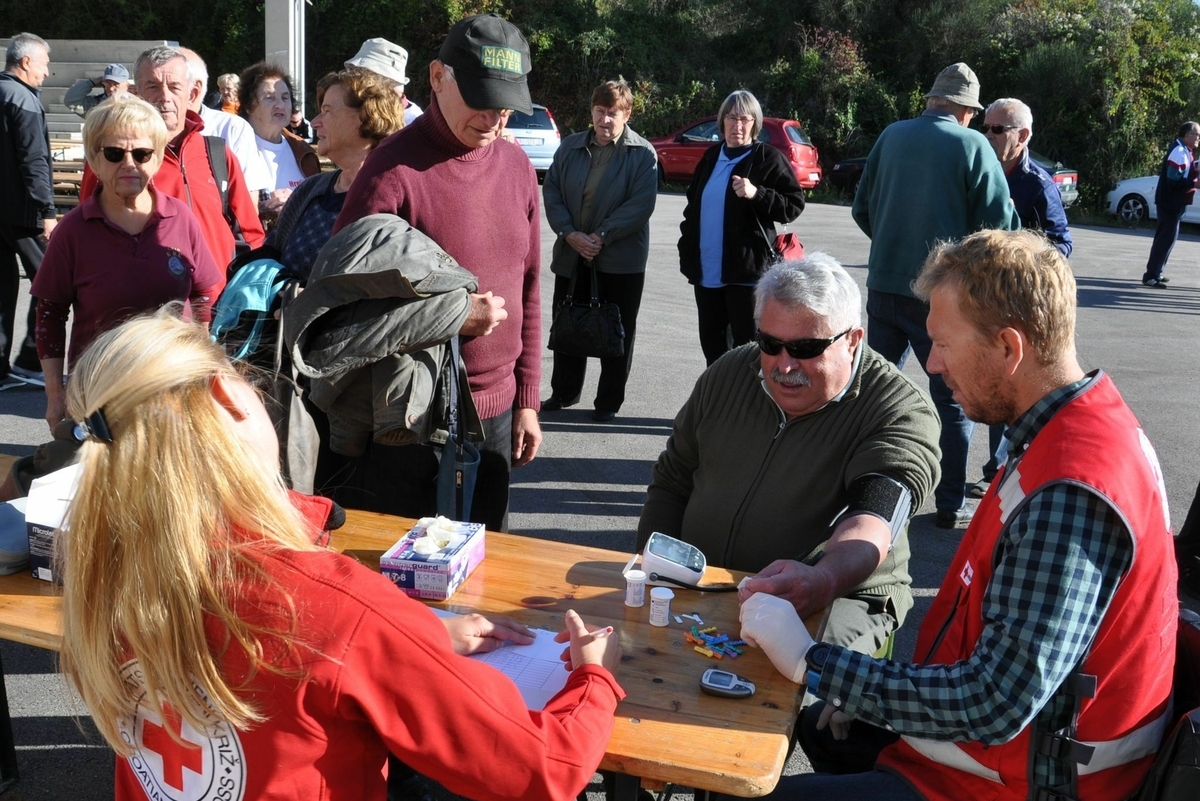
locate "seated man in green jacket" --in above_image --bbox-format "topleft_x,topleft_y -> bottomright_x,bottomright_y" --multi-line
637,254 -> 940,655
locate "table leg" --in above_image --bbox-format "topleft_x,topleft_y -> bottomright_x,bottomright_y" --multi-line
600,770 -> 641,801
0,650 -> 19,790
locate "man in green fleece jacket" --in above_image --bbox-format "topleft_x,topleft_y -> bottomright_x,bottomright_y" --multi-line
852,62 -> 1018,531
638,255 -> 940,655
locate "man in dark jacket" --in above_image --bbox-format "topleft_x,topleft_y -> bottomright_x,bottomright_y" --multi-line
0,32 -> 55,388
1142,121 -> 1200,288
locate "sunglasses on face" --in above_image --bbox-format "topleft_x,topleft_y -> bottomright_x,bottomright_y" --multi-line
101,147 -> 155,164
755,328 -> 852,360
980,124 -> 1018,136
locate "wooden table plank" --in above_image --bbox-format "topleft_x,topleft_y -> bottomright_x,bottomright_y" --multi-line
338,510 -> 805,797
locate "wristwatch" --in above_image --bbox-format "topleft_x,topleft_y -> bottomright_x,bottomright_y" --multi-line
807,642 -> 833,673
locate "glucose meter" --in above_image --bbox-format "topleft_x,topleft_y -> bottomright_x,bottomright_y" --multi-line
699,669 -> 755,698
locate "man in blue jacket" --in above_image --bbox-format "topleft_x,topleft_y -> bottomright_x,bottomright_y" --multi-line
1142,121 -> 1200,288
981,98 -> 1072,257
852,62 -> 1019,529
969,97 -> 1073,499
0,32 -> 55,389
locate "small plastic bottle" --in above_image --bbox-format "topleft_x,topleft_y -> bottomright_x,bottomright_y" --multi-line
649,586 -> 674,626
625,569 -> 647,607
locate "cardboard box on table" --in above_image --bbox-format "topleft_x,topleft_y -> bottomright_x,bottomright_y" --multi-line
380,521 -> 485,601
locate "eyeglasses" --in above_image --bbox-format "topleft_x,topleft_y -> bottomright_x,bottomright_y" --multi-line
724,115 -> 755,126
980,124 -> 1018,136
755,328 -> 852,360
101,147 -> 155,164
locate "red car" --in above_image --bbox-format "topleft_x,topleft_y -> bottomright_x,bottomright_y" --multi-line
649,116 -> 823,189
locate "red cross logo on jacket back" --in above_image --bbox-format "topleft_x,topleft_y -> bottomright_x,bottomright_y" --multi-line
141,704 -> 203,791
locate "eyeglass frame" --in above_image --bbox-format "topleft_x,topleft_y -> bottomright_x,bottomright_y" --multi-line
980,124 -> 1019,136
755,328 -> 853,360
101,146 -> 156,164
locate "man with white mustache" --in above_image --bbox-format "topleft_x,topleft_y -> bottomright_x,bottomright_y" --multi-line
638,254 -> 941,659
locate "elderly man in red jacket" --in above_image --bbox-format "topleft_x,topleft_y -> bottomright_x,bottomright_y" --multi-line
80,46 -> 263,276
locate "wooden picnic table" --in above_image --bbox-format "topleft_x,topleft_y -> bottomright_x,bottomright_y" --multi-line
0,455 -> 809,798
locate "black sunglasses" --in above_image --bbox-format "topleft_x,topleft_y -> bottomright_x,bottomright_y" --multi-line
756,328 -> 852,360
101,147 -> 156,164
979,124 -> 1018,136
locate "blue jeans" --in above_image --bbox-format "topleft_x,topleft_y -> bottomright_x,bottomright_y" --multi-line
866,290 -> 974,512
982,424 -> 1009,479
758,770 -> 922,801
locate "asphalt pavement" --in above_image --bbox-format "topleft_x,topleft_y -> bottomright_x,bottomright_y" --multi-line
0,195 -> 1197,799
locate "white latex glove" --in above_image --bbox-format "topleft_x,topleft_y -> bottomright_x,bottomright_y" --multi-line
817,703 -> 854,740
739,592 -> 815,683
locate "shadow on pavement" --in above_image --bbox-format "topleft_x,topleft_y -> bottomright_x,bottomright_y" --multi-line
1076,277 -> 1200,315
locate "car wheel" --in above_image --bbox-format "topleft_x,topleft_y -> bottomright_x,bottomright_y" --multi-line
1117,193 -> 1148,226
657,162 -> 666,188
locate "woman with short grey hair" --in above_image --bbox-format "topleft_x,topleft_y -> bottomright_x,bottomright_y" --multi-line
678,89 -> 806,365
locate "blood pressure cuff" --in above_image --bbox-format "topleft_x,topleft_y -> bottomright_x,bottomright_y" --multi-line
840,473 -> 913,546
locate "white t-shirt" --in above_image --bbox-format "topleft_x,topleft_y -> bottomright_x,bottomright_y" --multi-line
197,105 -> 272,194
404,100 -> 423,126
256,134 -> 307,192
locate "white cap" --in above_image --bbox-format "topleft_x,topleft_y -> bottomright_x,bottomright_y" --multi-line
650,587 -> 674,599
346,38 -> 409,86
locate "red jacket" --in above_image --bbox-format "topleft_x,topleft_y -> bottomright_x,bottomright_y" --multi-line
114,493 -> 624,801
81,111 -> 264,275
877,375 -> 1177,801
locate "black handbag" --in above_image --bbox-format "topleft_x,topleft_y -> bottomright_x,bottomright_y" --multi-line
436,336 -> 480,522
547,259 -> 625,359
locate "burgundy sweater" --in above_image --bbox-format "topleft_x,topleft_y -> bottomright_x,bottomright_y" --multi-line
334,98 -> 542,419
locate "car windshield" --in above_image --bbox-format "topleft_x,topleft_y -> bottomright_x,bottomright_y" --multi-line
509,108 -> 552,129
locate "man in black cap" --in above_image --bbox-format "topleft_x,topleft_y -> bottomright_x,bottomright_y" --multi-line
334,14 -> 542,535
852,62 -> 1018,531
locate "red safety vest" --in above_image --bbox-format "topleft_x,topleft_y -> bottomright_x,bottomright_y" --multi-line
877,374 -> 1177,801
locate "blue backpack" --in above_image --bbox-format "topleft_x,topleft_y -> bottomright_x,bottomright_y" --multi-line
211,257 -> 293,362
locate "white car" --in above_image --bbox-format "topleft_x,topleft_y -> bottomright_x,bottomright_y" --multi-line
506,103 -> 560,178
1107,175 -> 1200,225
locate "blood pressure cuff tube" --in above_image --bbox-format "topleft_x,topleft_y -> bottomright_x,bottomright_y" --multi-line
840,473 -> 913,545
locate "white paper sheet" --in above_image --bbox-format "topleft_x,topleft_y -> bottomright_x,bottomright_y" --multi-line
430,608 -> 569,711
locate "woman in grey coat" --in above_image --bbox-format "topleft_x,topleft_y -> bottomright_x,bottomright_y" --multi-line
542,80 -> 658,422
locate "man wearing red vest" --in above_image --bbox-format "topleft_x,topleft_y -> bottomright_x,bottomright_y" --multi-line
738,229 -> 1178,801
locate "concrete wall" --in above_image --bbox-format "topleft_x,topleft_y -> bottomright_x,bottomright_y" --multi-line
1,39 -> 175,139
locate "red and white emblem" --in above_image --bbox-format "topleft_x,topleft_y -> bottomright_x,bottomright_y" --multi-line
959,561 -> 974,587
117,660 -> 246,801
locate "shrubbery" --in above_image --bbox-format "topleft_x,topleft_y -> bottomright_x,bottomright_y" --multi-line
9,0 -> 1200,209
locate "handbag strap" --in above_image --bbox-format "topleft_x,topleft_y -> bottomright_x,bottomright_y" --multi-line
585,259 -> 602,305
753,215 -> 782,261
447,335 -> 464,448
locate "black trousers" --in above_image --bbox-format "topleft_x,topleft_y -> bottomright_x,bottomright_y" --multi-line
0,225 -> 45,375
693,284 -> 757,366
330,410 -> 513,533
550,268 -> 645,413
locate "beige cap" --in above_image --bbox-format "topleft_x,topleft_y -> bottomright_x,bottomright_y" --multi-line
346,38 -> 409,86
924,62 -> 983,110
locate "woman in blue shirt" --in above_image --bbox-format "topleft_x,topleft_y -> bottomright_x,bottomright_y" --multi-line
678,90 -> 805,365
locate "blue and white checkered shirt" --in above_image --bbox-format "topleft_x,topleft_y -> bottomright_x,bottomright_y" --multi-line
812,372 -> 1130,789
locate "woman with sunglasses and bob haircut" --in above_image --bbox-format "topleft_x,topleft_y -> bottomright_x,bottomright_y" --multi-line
57,310 -> 624,801
31,95 -> 222,431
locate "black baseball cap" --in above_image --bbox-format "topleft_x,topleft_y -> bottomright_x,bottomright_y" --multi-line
438,13 -> 533,115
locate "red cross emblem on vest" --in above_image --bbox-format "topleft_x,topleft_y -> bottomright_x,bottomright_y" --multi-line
141,704 -> 203,791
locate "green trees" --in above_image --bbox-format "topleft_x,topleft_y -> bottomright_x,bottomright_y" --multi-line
7,0 -> 1200,206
